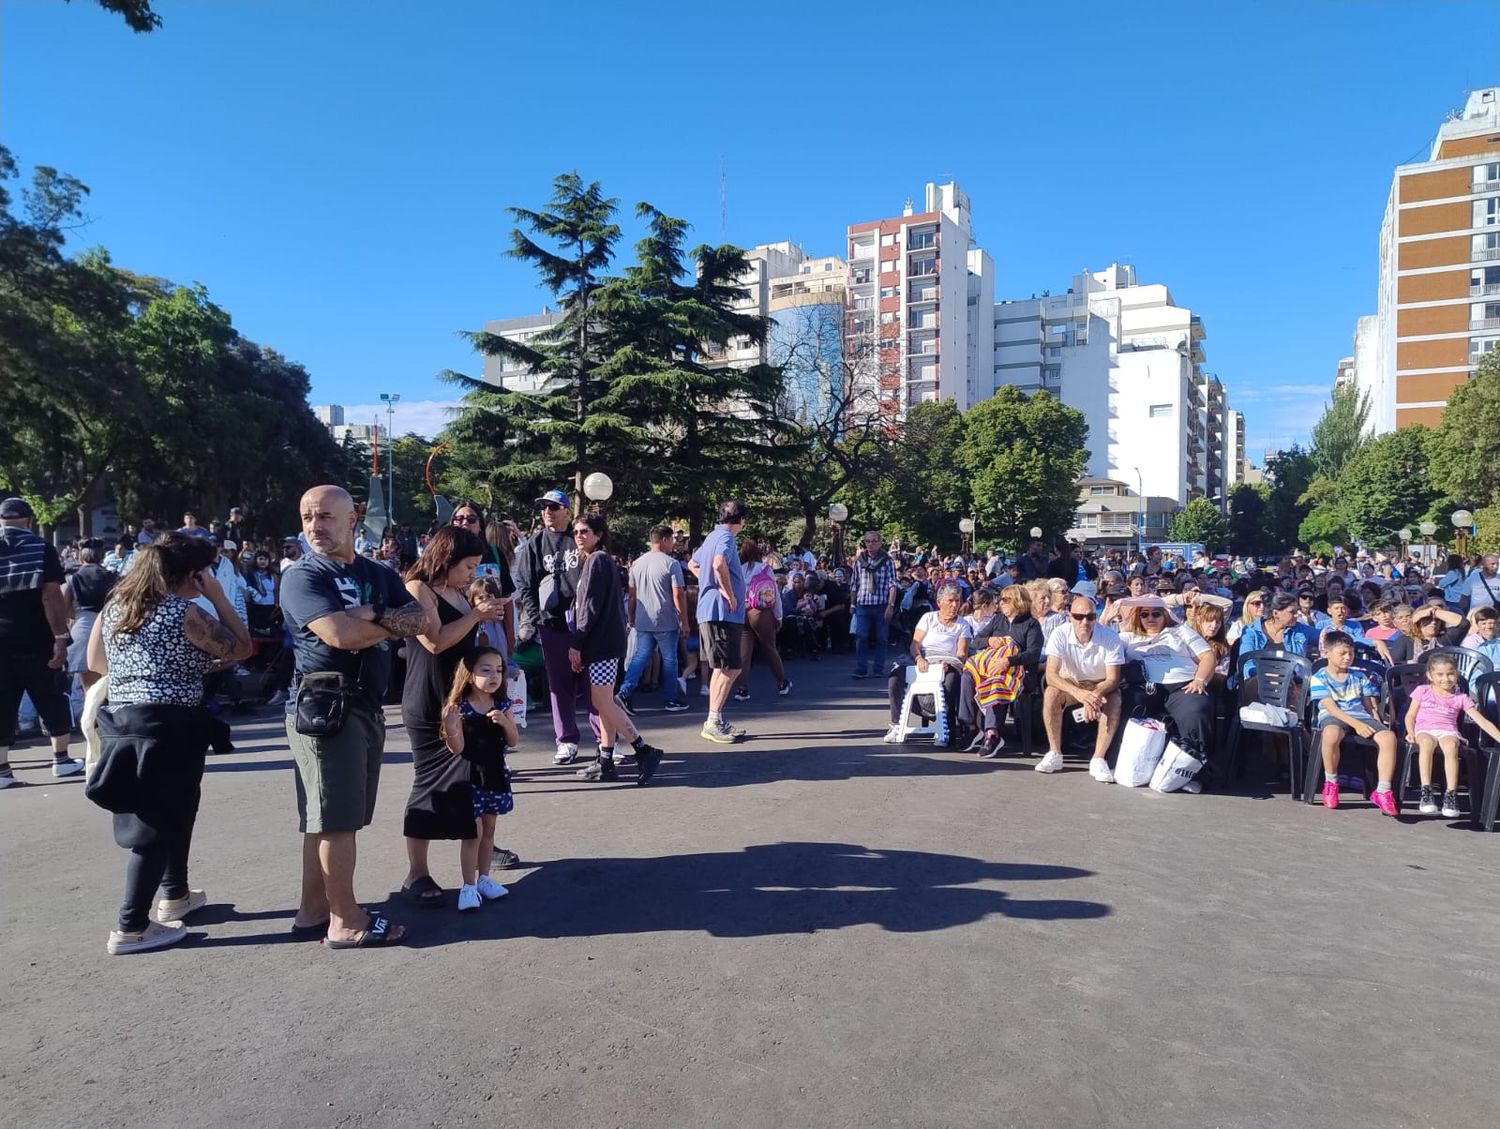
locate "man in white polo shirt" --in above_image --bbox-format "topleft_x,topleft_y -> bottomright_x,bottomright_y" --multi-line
1038,594 -> 1127,781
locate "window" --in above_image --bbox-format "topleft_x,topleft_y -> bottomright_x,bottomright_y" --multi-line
1046,347 -> 1062,359
879,286 -> 896,299
908,231 -> 935,250
1478,197 -> 1500,227
910,257 -> 937,277
1478,162 -> 1500,185
1089,485 -> 1115,495
1473,266 -> 1500,292
1148,404 -> 1173,418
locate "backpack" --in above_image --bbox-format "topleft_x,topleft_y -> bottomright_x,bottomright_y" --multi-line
747,563 -> 778,610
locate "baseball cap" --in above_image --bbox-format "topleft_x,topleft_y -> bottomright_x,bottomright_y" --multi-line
221,540 -> 238,552
0,497 -> 34,519
535,489 -> 571,509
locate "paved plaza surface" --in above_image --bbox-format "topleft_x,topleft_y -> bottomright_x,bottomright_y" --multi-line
4,658 -> 1498,1129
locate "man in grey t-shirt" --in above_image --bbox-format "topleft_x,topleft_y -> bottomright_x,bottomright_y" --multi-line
618,526 -> 690,712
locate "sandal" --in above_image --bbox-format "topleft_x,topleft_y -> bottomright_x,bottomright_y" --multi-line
400,875 -> 447,907
290,917 -> 330,938
323,915 -> 405,949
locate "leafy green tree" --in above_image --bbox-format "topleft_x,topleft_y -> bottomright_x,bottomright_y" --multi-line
1297,504 -> 1349,555
1335,426 -> 1440,545
1428,351 -> 1500,512
588,205 -> 800,537
954,388 -> 1089,549
865,400 -> 967,546
68,0 -> 162,32
1262,445 -> 1315,551
1168,497 -> 1228,552
1309,383 -> 1371,483
1226,482 -> 1270,554
448,172 -> 622,503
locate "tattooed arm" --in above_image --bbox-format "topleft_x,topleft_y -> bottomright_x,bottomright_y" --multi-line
377,600 -> 430,639
184,604 -> 255,663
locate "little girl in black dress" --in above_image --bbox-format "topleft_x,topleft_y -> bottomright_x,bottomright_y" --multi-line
440,647 -> 517,911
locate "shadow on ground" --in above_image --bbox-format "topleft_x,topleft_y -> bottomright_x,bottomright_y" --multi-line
393,840 -> 1108,949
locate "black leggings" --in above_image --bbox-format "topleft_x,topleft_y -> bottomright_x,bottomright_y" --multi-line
119,815 -> 196,933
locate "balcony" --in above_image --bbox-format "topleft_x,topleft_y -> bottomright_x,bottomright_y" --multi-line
1474,247 -> 1500,263
908,338 -> 939,356
908,258 -> 938,277
908,287 -> 939,303
851,269 -> 872,286
1474,283 -> 1500,297
1474,180 -> 1500,194
1472,318 -> 1500,331
907,232 -> 937,250
1190,315 -> 1205,340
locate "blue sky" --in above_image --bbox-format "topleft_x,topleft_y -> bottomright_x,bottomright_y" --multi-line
5,0 -> 1497,457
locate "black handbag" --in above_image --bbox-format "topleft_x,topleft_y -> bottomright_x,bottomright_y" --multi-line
294,671 -> 357,738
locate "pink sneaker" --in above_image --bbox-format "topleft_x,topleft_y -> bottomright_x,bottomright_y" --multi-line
1321,780 -> 1339,809
1371,789 -> 1398,816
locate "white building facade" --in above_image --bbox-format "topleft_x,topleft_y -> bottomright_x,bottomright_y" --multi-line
993,264 -> 1229,507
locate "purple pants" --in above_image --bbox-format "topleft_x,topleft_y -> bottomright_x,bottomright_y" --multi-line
540,623 -> 597,746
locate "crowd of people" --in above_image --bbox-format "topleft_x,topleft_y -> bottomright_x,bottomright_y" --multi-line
4,486 -> 1499,955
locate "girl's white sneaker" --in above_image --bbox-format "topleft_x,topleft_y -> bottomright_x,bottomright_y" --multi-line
475,875 -> 509,900
457,884 -> 482,911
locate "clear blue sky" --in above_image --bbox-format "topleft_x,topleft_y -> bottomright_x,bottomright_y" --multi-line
5,0 -> 1497,457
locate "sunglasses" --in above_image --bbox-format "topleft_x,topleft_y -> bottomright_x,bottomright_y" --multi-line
452,514 -> 480,525
541,502 -> 564,512
1139,610 -> 1166,619
572,528 -> 595,538
1070,612 -> 1097,622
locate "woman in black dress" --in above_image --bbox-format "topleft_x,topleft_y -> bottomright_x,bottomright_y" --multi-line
398,526 -> 509,907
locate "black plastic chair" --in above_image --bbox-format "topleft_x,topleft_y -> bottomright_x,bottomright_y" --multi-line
1390,663 -> 1484,820
1301,659 -> 1390,808
1225,649 -> 1311,797
1469,672 -> 1500,831
1417,646 -> 1493,690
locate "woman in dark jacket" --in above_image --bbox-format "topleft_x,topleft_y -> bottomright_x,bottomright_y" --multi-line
958,583 -> 1045,753
567,513 -> 663,785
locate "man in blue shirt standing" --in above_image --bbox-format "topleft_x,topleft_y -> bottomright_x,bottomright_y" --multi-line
690,499 -> 748,744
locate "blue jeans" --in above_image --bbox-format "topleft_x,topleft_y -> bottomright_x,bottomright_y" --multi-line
620,629 -> 683,704
852,606 -> 890,675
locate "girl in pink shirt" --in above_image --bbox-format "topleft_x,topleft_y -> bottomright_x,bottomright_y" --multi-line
1404,655 -> 1500,817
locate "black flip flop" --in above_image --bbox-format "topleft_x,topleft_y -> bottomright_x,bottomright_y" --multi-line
401,875 -> 447,907
323,915 -> 405,949
290,917 -> 330,938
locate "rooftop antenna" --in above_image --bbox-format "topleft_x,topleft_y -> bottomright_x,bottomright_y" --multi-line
720,154 -> 727,242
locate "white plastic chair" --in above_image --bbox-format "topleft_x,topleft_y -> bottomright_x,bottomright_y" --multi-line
895,662 -> 951,744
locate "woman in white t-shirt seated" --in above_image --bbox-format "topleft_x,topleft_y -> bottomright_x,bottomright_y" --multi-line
885,583 -> 972,746
1117,596 -> 1218,768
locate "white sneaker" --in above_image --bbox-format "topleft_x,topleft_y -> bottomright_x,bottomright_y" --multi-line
1087,758 -> 1114,783
553,742 -> 578,765
883,725 -> 903,744
1035,750 -> 1065,773
154,889 -> 207,924
0,772 -> 18,790
107,921 -> 186,955
457,884 -> 481,911
1181,779 -> 1203,794
963,730 -> 986,752
475,875 -> 509,900
51,757 -> 85,778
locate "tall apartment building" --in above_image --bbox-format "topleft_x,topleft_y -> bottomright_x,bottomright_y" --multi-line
993,264 -> 1230,506
481,308 -> 563,393
845,182 -> 994,418
1361,87 -> 1500,432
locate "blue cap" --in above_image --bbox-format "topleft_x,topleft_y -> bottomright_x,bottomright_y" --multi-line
535,489 -> 571,509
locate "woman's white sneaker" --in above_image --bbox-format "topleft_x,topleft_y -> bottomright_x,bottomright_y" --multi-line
1035,750 -> 1065,773
154,889 -> 207,924
1087,758 -> 1115,783
553,742 -> 578,765
457,884 -> 482,911
107,921 -> 186,955
883,725 -> 903,744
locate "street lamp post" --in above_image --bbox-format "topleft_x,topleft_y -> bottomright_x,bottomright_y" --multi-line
958,517 -> 975,557
828,503 -> 848,566
582,471 -> 613,514
1131,466 -> 1145,557
379,393 -> 400,521
1397,527 -> 1411,564
1419,520 -> 1437,564
1451,508 -> 1474,558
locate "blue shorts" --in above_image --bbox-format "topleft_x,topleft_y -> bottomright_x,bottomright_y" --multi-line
473,788 -> 513,818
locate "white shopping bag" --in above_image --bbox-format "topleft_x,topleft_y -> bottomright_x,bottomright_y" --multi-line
1115,717 -> 1168,787
1149,740 -> 1204,793
507,669 -> 528,730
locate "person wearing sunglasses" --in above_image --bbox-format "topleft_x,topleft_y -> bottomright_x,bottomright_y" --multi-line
1037,595 -> 1127,779
1226,590 -> 1268,646
1116,596 -> 1218,776
513,489 -> 589,765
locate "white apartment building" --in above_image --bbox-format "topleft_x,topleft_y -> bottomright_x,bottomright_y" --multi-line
312,404 -> 376,443
481,308 -> 563,393
1363,87 -> 1500,433
993,264 -> 1230,506
845,182 -> 994,418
